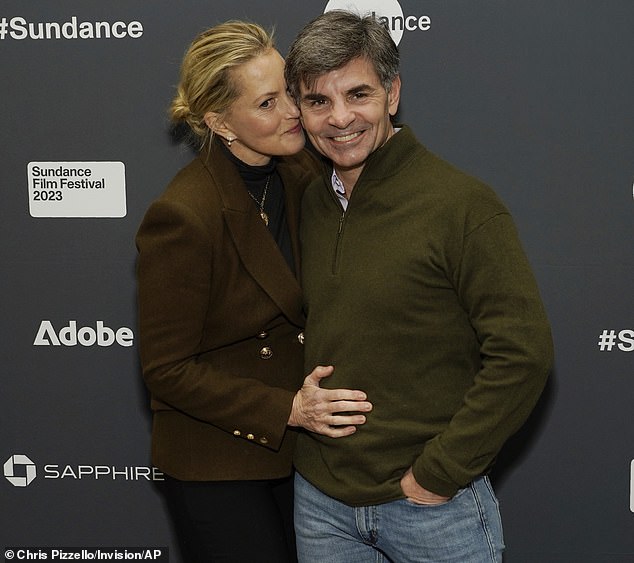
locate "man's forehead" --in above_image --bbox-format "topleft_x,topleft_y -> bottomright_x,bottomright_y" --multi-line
299,58 -> 382,95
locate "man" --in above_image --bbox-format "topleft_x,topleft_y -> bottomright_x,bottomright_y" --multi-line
285,10 -> 554,563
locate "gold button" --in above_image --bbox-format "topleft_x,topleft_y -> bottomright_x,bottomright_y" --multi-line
259,346 -> 273,360
233,430 -> 241,436
260,437 -> 269,445
257,331 -> 268,339
247,434 -> 255,440
297,332 -> 305,345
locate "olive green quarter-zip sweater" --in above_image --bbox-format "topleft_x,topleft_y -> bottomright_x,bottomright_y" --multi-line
296,125 -> 553,505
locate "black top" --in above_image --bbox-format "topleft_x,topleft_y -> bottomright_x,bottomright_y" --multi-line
222,144 -> 295,274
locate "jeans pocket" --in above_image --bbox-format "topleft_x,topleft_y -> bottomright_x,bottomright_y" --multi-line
403,485 -> 468,508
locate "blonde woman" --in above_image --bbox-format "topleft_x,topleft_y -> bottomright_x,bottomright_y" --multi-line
136,21 -> 371,562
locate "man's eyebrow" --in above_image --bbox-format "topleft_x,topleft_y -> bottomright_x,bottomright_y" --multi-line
301,84 -> 376,102
301,92 -> 327,102
347,84 -> 375,95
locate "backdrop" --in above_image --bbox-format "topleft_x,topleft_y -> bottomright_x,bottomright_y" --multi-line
2,1 -> 633,561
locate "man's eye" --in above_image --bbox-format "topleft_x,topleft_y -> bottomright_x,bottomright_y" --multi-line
301,98 -> 327,110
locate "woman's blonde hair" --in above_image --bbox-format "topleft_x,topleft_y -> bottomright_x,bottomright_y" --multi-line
170,21 -> 274,148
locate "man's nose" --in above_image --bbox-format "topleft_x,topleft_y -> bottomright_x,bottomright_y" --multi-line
328,101 -> 354,129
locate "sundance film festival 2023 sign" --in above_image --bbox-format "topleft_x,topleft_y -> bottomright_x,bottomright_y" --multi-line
28,162 -> 126,218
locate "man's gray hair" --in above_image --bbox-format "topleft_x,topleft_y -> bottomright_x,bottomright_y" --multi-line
285,10 -> 400,100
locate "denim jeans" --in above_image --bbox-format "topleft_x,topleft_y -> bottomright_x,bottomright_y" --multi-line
294,472 -> 504,563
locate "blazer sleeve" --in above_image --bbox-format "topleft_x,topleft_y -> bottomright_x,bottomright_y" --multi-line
136,196 -> 297,452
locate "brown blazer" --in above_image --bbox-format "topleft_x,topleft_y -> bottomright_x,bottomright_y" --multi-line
136,140 -> 321,480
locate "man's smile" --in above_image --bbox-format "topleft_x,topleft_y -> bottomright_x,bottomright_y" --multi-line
331,131 -> 364,143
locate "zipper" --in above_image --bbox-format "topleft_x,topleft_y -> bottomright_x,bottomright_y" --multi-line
332,210 -> 346,275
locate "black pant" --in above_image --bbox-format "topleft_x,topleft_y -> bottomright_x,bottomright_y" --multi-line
162,475 -> 297,563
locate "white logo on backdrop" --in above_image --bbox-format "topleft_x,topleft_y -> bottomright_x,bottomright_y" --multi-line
324,0 -> 431,45
3,454 -> 164,487
1,16 -> 143,41
4,455 -> 37,487
630,459 -> 634,513
33,320 -> 134,347
27,161 -> 126,218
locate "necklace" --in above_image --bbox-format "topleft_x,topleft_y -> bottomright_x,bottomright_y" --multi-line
246,175 -> 270,226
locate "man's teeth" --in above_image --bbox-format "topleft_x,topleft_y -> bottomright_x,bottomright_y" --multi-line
333,132 -> 361,142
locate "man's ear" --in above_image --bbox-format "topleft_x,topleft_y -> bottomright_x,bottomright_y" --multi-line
203,111 -> 233,138
388,75 -> 401,117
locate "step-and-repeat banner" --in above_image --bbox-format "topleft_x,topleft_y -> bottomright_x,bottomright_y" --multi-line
2,1 -> 632,561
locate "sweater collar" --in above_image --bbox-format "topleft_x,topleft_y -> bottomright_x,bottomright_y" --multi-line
357,124 -> 425,183
325,125 -> 425,206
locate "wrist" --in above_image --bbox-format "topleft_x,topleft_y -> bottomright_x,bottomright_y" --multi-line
287,392 -> 301,427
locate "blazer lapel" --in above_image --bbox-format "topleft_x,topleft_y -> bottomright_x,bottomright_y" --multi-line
203,142 -> 305,327
278,157 -> 315,280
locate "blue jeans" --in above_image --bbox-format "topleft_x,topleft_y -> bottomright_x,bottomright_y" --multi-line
294,472 -> 504,563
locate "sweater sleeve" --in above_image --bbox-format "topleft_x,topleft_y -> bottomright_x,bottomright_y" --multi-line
412,212 -> 554,497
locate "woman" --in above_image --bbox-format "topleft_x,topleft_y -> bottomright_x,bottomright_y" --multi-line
136,21 -> 370,563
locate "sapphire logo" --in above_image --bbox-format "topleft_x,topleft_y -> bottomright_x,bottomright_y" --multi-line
324,0 -> 431,46
4,454 -> 37,487
3,453 -> 164,487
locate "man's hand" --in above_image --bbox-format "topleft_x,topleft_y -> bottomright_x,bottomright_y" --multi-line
288,365 -> 372,437
400,467 -> 451,505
